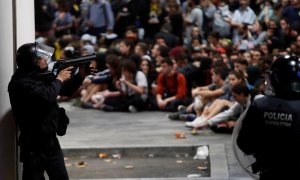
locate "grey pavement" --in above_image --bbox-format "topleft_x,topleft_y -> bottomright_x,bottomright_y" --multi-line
58,100 -> 254,180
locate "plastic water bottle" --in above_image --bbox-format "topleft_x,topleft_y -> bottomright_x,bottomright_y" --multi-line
193,146 -> 209,160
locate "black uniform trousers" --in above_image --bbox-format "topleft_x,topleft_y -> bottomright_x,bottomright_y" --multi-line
21,149 -> 68,180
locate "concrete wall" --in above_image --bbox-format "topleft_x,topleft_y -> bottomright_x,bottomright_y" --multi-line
0,0 -> 17,179
0,0 -> 35,179
16,0 -> 35,46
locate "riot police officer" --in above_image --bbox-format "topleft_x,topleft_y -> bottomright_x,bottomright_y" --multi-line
8,42 -> 86,180
236,55 -> 300,179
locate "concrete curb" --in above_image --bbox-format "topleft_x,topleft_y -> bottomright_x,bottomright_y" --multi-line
209,144 -> 228,179
63,143 -> 233,180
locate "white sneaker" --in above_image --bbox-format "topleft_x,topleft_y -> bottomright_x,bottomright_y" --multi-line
91,94 -> 104,102
177,105 -> 187,112
128,105 -> 137,113
185,116 -> 206,128
185,121 -> 195,128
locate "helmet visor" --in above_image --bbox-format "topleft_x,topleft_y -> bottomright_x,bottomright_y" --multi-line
264,72 -> 275,96
35,42 -> 54,61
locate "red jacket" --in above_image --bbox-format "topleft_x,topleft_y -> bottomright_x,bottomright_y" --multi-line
156,72 -> 187,99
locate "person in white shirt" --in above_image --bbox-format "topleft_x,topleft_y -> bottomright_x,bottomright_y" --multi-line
101,60 -> 149,112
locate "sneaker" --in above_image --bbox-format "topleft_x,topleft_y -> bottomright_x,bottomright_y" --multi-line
81,102 -> 94,109
177,105 -> 187,113
185,121 -> 195,128
185,116 -> 206,128
210,123 -> 233,134
102,105 -> 115,112
179,114 -> 196,121
193,117 -> 208,129
128,105 -> 138,113
73,98 -> 83,107
91,94 -> 104,102
167,112 -> 180,120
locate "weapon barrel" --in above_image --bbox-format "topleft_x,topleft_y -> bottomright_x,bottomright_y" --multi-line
59,54 -> 96,65
52,53 -> 96,74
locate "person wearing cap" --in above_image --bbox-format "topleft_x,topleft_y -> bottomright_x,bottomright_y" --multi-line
81,34 -> 97,45
81,44 -> 95,56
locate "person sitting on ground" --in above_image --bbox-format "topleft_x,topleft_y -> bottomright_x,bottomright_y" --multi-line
118,38 -> 135,60
79,52 -> 107,104
149,57 -> 191,112
98,60 -> 149,112
81,54 -> 121,108
134,42 -> 149,58
139,55 -> 158,99
57,44 -> 96,102
209,83 -> 251,133
185,70 -> 247,128
168,59 -> 227,120
190,61 -> 230,118
234,58 -> 248,79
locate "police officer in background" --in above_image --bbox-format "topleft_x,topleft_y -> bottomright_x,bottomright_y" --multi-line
237,55 -> 300,179
8,42 -> 86,180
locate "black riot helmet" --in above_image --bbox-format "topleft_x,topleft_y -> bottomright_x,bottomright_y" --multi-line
16,42 -> 54,71
266,55 -> 300,100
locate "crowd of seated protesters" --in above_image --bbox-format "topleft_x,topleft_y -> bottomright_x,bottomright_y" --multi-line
36,0 -> 300,134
